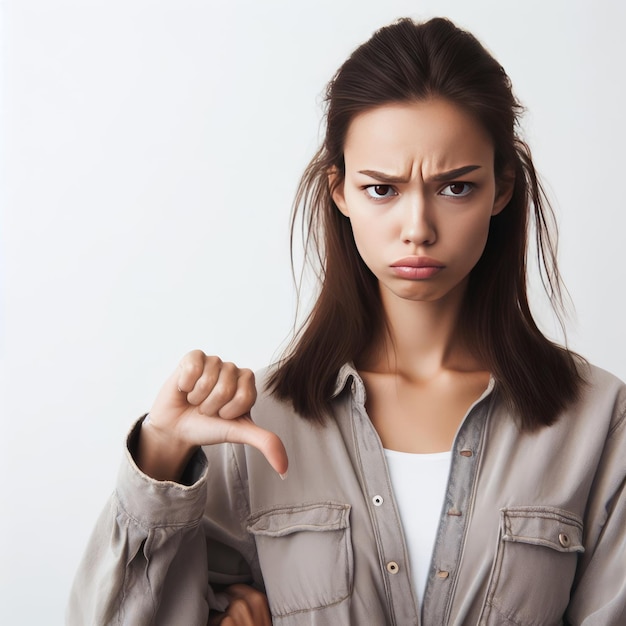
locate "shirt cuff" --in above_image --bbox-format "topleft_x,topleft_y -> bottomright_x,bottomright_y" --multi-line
115,417 -> 209,528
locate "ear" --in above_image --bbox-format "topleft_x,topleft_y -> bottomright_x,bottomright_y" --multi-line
492,169 -> 515,216
329,168 -> 349,217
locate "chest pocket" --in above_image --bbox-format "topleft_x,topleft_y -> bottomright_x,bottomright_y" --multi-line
247,502 -> 353,619
479,506 -> 584,626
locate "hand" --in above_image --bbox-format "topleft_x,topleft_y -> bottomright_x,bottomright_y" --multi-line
207,584 -> 272,626
137,350 -> 288,481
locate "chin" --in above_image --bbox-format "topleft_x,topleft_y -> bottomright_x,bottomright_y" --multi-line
388,285 -> 445,302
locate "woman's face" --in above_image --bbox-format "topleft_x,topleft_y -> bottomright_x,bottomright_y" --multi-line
332,98 -> 512,308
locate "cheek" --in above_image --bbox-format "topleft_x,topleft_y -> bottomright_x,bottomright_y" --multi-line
438,207 -> 489,266
347,218 -> 391,272
350,222 -> 376,258
453,214 -> 492,264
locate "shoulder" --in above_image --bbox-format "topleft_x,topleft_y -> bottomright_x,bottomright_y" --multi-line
580,360 -> 625,388
575,361 -> 626,435
250,365 -> 349,435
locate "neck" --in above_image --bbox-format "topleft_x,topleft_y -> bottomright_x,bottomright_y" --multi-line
363,280 -> 479,380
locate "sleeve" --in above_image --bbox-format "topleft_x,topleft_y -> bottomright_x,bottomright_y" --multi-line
566,403 -> 626,625
66,419 -> 257,626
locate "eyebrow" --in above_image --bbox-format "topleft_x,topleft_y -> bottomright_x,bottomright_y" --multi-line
357,165 -> 482,183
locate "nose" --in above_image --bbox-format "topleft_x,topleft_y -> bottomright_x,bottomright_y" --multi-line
400,194 -> 436,246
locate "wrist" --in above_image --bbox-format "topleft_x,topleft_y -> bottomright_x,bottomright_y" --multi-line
135,415 -> 198,482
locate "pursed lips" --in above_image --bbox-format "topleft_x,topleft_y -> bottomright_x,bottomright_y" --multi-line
391,256 -> 444,269
390,256 -> 445,279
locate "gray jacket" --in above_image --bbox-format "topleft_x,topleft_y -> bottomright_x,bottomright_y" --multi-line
68,362 -> 626,625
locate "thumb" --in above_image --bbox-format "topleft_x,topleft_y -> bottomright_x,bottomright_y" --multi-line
228,416 -> 289,478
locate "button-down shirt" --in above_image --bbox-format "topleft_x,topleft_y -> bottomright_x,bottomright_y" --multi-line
68,362 -> 626,625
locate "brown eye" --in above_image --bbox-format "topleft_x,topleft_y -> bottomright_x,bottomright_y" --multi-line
440,182 -> 473,197
365,185 -> 396,199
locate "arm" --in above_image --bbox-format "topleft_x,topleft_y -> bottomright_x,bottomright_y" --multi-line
67,427 -> 213,625
67,352 -> 287,625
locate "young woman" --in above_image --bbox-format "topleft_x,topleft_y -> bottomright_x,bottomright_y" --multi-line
68,17 -> 626,625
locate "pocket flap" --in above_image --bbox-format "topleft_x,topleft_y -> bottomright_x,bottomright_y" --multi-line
247,502 -> 351,538
501,506 -> 584,553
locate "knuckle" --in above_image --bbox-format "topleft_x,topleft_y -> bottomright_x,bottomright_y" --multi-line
212,380 -> 237,404
239,370 -> 257,395
237,385 -> 256,408
239,368 -> 255,382
239,368 -> 256,387
181,352 -> 204,377
205,355 -> 223,369
194,374 -> 216,395
220,361 -> 239,380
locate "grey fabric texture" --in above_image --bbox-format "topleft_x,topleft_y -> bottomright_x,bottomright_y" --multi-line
67,362 -> 626,625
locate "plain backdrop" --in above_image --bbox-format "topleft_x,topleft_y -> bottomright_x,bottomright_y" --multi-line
1,0 -> 625,623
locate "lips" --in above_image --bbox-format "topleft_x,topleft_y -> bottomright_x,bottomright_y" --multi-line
391,256 -> 445,269
390,256 -> 445,279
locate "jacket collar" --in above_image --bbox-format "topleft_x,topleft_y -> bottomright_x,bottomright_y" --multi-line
331,362 -> 496,404
332,363 -> 367,405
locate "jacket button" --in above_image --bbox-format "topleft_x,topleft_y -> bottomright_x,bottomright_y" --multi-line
436,570 -> 450,579
459,449 -> 473,457
386,561 -> 399,574
372,495 -> 384,506
558,533 -> 571,548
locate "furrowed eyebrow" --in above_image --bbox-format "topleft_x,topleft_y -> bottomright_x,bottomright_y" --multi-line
357,170 -> 410,184
431,165 -> 482,181
357,164 -> 482,184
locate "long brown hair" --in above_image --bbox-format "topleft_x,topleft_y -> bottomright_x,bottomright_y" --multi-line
268,17 -> 584,430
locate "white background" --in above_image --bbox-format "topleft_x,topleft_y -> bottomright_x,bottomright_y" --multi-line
1,0 -> 625,623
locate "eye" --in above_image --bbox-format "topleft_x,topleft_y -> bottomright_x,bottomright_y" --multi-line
440,182 -> 474,197
364,184 -> 397,199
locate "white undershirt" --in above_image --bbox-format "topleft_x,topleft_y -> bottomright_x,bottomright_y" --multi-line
383,448 -> 452,606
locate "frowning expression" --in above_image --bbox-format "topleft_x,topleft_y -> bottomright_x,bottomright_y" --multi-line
332,98 -> 512,307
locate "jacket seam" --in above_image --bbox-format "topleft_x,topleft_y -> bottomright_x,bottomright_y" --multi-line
115,492 -> 204,531
444,392 -> 494,623
608,403 -> 626,438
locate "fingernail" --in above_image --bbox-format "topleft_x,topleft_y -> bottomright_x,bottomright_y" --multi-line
279,471 -> 288,481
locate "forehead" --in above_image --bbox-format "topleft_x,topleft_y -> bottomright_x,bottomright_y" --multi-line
343,99 -> 494,172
